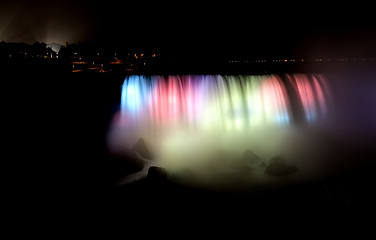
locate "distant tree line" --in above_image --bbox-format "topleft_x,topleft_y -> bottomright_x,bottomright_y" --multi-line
58,41 -> 160,61
0,41 -> 57,62
0,40 -> 161,63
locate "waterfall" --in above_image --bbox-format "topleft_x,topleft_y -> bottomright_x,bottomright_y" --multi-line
109,74 -> 333,188
120,74 -> 330,131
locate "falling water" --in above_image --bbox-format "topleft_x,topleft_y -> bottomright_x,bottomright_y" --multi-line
119,74 -> 330,130
108,74 -> 334,189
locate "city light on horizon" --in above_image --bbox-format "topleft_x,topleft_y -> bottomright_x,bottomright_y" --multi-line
3,1 -> 376,216
1,0 -> 375,59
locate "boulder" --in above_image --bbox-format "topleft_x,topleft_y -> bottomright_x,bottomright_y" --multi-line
132,138 -> 154,160
265,158 -> 298,176
147,166 -> 167,179
242,149 -> 262,166
111,149 -> 145,174
259,161 -> 267,168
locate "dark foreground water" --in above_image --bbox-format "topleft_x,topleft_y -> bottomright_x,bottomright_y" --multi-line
7,63 -> 376,230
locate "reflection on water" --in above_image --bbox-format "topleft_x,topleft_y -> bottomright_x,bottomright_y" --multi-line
107,73 -> 375,190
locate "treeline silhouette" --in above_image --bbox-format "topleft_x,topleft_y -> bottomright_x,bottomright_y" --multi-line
0,41 -> 57,62
0,40 -> 165,73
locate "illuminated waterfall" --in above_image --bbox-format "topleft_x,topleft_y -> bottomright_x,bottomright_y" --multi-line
110,74 -> 332,188
120,74 -> 330,131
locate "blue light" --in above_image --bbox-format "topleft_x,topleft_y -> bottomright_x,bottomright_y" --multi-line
275,113 -> 290,125
121,76 -> 149,115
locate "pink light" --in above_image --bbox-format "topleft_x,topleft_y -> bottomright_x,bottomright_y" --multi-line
148,76 -> 185,127
312,74 -> 331,117
259,75 -> 291,123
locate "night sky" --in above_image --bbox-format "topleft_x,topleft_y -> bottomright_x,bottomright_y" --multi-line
4,1 -> 376,217
1,0 -> 375,57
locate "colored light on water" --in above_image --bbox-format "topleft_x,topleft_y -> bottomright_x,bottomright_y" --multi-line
286,74 -> 331,122
109,74 -> 336,188
121,75 -> 150,116
119,74 -> 330,131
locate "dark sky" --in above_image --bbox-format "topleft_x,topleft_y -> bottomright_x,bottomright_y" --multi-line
1,0 -> 375,57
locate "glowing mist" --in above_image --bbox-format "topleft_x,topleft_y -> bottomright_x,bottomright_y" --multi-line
108,74 -> 333,190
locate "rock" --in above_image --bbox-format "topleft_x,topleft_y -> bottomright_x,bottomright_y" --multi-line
107,152 -> 145,184
147,166 -> 167,179
265,159 -> 298,176
230,156 -> 252,172
112,149 -> 145,175
259,161 -> 267,168
242,149 -> 262,166
132,138 -> 154,160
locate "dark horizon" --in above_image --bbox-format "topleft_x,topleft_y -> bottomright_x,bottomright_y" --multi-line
1,0 -> 375,59
4,2 -> 376,226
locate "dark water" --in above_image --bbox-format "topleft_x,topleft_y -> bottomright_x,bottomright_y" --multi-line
7,63 -> 376,227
